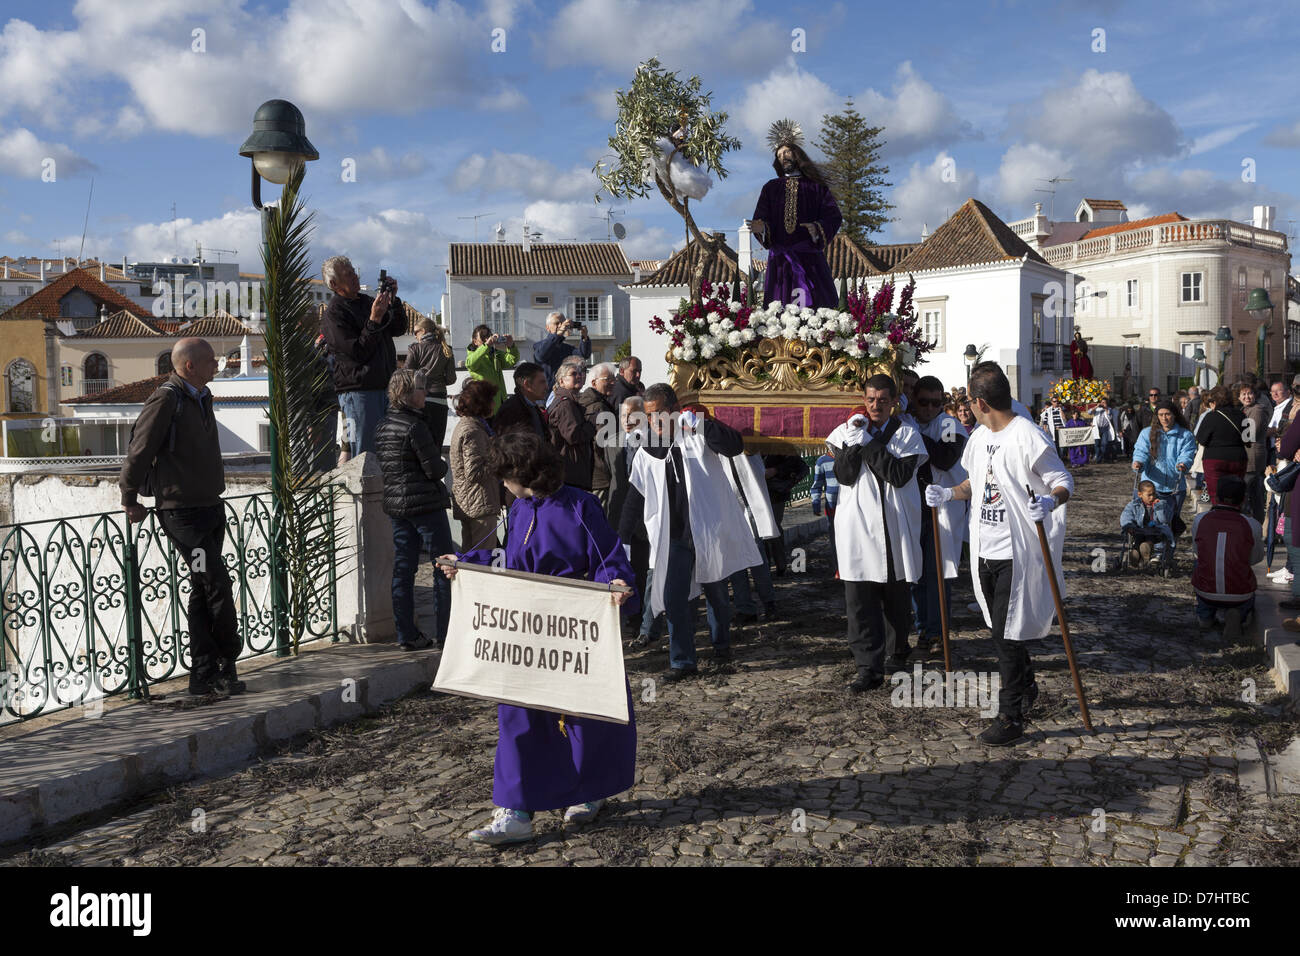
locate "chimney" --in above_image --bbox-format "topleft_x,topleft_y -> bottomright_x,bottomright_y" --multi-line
2,262 -> 7,279
1253,205 -> 1276,231
521,223 -> 531,253
921,222 -> 929,241
99,261 -> 106,281
121,255 -> 127,274
633,265 -> 641,283
240,334 -> 252,378
40,260 -> 46,281
737,220 -> 752,275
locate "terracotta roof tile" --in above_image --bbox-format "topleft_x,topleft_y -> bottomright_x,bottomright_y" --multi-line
1082,198 -> 1127,210
0,267 -> 153,321
66,373 -> 170,404
450,242 -> 633,278
628,235 -> 750,287
1081,212 -> 1186,239
177,310 -> 254,337
65,310 -> 166,338
893,198 -> 1048,273
825,234 -> 922,278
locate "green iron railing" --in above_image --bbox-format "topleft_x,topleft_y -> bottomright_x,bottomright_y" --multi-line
788,453 -> 822,504
0,487 -> 341,725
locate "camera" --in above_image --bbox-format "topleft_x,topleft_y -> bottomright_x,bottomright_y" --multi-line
569,322 -> 585,332
377,268 -> 398,298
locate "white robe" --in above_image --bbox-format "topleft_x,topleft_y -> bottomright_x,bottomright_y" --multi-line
630,430 -> 762,616
829,419 -> 928,583
918,411 -> 969,579
962,415 -> 1072,641
724,453 -> 781,541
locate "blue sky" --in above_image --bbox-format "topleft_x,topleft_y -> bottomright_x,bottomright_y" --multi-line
2,0 -> 1298,310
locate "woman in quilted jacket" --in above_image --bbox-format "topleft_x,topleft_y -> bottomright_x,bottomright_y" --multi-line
450,379 -> 502,552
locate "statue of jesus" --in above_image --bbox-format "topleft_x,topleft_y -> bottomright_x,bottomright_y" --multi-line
747,119 -> 843,310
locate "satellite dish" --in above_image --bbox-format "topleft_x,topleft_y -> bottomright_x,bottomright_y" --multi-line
613,222 -> 627,240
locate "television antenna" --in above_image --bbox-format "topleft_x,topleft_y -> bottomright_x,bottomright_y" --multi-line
195,241 -> 238,263
1034,176 -> 1073,221
590,208 -> 625,240
458,212 -> 495,242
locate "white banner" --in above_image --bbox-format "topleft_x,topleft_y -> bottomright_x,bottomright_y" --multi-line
1057,425 -> 1097,448
432,563 -> 629,723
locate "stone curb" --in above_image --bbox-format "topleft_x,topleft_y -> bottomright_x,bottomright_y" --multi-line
0,647 -> 440,846
1250,570 -> 1300,706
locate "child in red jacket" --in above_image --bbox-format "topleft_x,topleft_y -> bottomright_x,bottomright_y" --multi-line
1191,475 -> 1263,641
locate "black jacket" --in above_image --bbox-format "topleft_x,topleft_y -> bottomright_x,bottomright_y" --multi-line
611,375 -> 643,412
375,405 -> 449,517
493,391 -> 547,438
1195,406 -> 1247,463
320,291 -> 408,393
119,374 -> 225,509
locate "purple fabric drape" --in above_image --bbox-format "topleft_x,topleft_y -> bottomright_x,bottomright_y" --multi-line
751,177 -> 842,310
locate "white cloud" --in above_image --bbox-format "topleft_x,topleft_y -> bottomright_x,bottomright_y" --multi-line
853,62 -> 976,159
1125,167 -> 1293,223
0,126 -> 94,179
995,142 -> 1072,212
347,147 -> 430,182
0,0 -> 530,140
889,152 -> 979,243
1008,69 -> 1184,170
1265,120 -> 1300,148
1188,123 -> 1258,157
540,0 -> 789,74
450,152 -> 598,202
732,60 -> 839,153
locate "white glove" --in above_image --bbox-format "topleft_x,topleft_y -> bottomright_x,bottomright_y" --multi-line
1027,494 -> 1056,522
925,484 -> 953,507
848,414 -> 867,429
678,409 -> 700,433
623,544 -> 632,562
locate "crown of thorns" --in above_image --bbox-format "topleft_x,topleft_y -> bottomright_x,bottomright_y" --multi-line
766,118 -> 804,152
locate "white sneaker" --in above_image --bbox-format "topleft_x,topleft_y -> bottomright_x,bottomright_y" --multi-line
467,807 -> 533,845
1270,569 -> 1294,583
564,799 -> 605,824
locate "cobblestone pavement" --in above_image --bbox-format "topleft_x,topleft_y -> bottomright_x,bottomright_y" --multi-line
7,463 -> 1299,867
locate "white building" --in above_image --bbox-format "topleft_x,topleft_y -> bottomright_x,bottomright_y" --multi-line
626,202 -> 1073,408
1007,198 -> 1293,394
446,240 -> 633,366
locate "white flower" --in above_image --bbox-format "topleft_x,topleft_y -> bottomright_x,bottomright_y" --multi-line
706,310 -> 721,324
708,323 -> 722,338
845,341 -> 864,358
727,301 -> 741,312
868,340 -> 886,359
785,302 -> 800,314
727,330 -> 743,347
899,344 -> 917,366
830,336 -> 847,351
719,316 -> 734,331
682,346 -> 697,362
741,328 -> 756,342
672,346 -> 685,360
768,300 -> 783,313
782,327 -> 799,340
700,342 -> 717,359
807,314 -> 823,329
781,312 -> 800,327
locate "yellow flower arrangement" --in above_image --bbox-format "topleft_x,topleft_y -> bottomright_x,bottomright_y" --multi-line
1049,378 -> 1109,407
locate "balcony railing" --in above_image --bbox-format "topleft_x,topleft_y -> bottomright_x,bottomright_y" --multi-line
0,488 -> 341,725
1035,342 -> 1068,372
80,379 -> 115,395
1042,219 -> 1288,267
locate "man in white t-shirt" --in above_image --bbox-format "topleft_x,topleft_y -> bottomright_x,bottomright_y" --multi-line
926,362 -> 1074,746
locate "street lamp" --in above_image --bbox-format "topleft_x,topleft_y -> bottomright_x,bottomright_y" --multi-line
238,99 -> 317,658
238,99 -> 319,209
1192,346 -> 1207,390
1215,325 -> 1234,383
1246,287 -> 1275,380
963,343 -> 978,383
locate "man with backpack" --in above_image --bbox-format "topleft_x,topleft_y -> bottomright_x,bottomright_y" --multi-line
120,338 -> 244,697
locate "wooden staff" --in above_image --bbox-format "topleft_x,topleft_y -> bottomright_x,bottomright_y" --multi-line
930,505 -> 953,673
1027,485 -> 1094,733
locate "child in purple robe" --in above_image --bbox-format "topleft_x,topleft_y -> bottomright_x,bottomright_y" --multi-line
1064,407 -> 1090,467
442,430 -> 638,846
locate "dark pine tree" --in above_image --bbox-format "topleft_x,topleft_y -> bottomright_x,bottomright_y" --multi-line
814,99 -> 894,246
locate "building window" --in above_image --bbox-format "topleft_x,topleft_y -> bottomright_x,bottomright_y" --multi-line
921,308 -> 943,350
571,295 -> 601,324
567,294 -> 612,336
1126,278 -> 1139,309
1077,283 -> 1090,314
83,352 -> 110,393
1238,267 -> 1247,308
258,423 -> 272,453
1031,297 -> 1044,374
157,352 -> 174,375
6,359 -> 35,413
1181,272 -> 1203,303
531,293 -> 552,309
18,285 -> 33,296
480,289 -> 515,336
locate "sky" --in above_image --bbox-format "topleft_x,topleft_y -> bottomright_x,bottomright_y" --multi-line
2,0 -> 1299,311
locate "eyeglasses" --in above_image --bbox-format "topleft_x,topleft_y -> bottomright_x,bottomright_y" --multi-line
1148,392 -> 1159,398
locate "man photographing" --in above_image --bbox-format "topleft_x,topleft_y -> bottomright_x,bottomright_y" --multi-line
925,362 -> 1073,746
320,255 -> 408,458
533,311 -> 591,389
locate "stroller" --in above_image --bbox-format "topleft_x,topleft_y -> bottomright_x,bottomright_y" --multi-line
1115,472 -> 1183,577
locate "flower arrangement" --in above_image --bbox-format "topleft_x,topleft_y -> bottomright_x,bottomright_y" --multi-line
650,276 -> 932,374
1049,377 -> 1110,407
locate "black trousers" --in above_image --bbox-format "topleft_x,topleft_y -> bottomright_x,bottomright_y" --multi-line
424,401 -> 450,450
978,557 -> 1034,719
158,505 -> 241,686
843,579 -> 913,678
767,497 -> 788,574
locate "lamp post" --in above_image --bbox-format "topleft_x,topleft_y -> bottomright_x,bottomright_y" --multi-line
1246,287 -> 1275,380
1192,346 -> 1207,391
963,343 -> 978,384
238,99 -> 318,657
1215,325 -> 1234,385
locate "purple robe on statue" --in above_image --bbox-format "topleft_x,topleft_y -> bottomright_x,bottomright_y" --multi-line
1065,417 -> 1089,466
751,175 -> 843,309
459,484 -> 640,812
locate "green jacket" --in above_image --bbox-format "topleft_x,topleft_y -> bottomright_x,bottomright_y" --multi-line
465,342 -> 519,413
